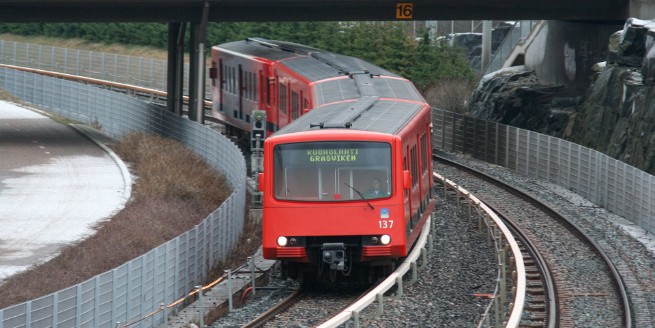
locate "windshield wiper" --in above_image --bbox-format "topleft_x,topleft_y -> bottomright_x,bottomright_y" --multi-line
344,183 -> 374,209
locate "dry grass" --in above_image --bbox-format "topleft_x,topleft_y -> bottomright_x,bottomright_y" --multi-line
423,78 -> 475,114
0,88 -> 23,103
0,132 -> 257,309
0,33 -> 169,60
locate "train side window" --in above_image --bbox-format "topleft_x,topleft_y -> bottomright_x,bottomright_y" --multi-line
420,134 -> 428,173
221,63 -> 227,92
231,67 -> 236,94
279,82 -> 287,114
211,62 -> 217,87
244,71 -> 250,99
291,91 -> 299,119
253,72 -> 258,102
410,146 -> 418,186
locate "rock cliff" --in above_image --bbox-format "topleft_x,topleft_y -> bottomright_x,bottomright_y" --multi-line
469,18 -> 655,174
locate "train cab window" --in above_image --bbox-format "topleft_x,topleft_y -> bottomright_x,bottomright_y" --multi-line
273,141 -> 392,202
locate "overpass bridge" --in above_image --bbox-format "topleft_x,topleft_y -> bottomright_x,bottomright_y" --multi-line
0,0 -> 653,121
0,0 -> 637,22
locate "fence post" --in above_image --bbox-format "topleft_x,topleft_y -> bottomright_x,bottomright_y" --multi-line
196,286 -> 204,328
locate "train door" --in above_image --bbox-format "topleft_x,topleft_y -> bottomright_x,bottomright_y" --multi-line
217,59 -> 223,112
410,144 -> 420,228
403,151 -> 411,236
417,133 -> 424,213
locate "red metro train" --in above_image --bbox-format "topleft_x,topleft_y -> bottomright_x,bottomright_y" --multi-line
211,38 -> 436,283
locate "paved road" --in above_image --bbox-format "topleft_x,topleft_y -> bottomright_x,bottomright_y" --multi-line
0,101 -> 129,282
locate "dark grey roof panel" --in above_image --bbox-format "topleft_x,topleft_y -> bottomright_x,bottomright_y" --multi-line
314,79 -> 360,105
282,57 -> 341,81
311,52 -> 399,77
314,76 -> 425,106
275,100 -> 423,136
373,78 -> 424,102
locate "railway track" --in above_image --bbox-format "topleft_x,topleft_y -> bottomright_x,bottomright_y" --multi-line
435,155 -> 633,327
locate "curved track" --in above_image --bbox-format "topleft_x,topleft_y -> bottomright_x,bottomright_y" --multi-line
436,155 -> 632,328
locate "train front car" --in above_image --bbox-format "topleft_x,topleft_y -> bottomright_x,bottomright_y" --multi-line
260,97 -> 435,284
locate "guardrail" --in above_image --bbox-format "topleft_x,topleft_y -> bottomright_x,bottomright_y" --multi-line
433,173 -> 526,328
0,67 -> 246,328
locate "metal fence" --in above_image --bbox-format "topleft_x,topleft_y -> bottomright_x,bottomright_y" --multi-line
433,108 -> 655,236
0,40 -> 211,98
0,68 -> 246,328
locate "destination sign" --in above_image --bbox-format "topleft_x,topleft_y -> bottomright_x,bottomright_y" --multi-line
307,148 -> 359,162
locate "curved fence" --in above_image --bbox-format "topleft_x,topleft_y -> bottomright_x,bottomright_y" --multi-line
0,68 -> 246,328
432,108 -> 655,236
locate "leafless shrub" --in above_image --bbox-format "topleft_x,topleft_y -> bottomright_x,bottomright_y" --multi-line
0,132 -> 236,308
423,78 -> 475,115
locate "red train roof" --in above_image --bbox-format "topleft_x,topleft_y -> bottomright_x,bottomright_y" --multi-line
216,37 -> 400,82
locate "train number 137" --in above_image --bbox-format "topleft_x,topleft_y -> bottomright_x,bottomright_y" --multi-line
379,220 -> 394,229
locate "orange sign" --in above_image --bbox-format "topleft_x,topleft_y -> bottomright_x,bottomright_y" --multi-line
396,3 -> 413,19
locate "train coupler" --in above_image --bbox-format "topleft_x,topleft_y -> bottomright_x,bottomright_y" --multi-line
321,243 -> 346,270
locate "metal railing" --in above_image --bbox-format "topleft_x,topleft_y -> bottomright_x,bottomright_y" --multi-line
0,68 -> 246,328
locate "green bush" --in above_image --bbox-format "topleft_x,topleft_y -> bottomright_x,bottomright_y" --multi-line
0,22 -> 475,91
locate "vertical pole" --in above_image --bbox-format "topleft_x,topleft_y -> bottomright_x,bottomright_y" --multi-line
162,303 -> 168,328
167,23 -> 180,114
249,256 -> 256,296
191,2 -> 209,124
226,270 -> 233,312
196,286 -> 204,328
481,20 -> 492,72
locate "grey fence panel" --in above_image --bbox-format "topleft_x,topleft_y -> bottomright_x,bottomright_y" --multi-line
0,67 -> 246,327
94,272 -> 113,327
56,286 -> 77,327
2,303 -> 26,328
30,295 -> 53,328
432,108 -> 655,238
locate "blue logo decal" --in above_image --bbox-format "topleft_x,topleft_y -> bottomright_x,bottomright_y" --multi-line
380,208 -> 390,219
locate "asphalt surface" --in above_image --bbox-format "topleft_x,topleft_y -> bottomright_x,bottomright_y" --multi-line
0,101 -> 129,282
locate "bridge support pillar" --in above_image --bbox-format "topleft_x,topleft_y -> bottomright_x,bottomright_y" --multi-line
167,22 -> 186,116
188,2 -> 209,124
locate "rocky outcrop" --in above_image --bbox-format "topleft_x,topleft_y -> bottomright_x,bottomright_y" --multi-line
469,18 -> 655,174
469,66 -> 582,136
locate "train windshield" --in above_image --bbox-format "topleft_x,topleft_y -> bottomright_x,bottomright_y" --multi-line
273,141 -> 392,202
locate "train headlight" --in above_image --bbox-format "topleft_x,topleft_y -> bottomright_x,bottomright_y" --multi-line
277,236 -> 288,247
380,234 -> 391,245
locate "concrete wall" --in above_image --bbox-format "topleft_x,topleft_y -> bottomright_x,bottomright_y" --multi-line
631,0 -> 655,19
524,21 -> 621,89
